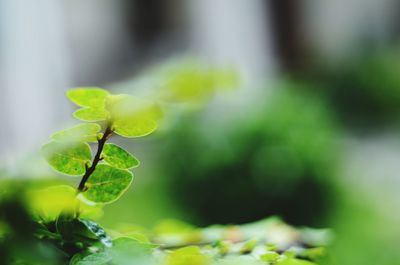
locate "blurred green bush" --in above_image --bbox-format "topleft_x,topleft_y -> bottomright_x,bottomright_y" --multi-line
315,47 -> 400,129
156,81 -> 341,226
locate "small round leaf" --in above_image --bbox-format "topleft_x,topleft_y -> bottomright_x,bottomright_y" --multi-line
41,141 -> 92,176
108,95 -> 162,138
113,118 -> 158,138
28,185 -> 103,221
73,107 -> 110,122
83,164 -> 133,204
166,246 -> 211,265
70,252 -> 111,265
102,143 -> 139,169
51,123 -> 101,143
56,217 -> 112,247
67,87 -> 109,107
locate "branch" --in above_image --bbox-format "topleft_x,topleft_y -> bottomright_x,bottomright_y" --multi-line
77,126 -> 112,193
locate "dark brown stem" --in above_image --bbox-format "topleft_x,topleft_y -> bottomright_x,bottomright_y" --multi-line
77,126 -> 112,193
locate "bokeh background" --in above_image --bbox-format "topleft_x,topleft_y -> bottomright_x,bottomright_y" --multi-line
1,1 -> 400,264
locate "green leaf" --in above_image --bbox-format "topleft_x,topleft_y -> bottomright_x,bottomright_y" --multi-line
35,223 -> 62,240
28,185 -> 102,221
112,237 -> 156,254
240,239 -> 258,253
102,143 -> 139,169
51,123 -> 101,143
105,94 -> 130,109
299,247 -> 326,261
113,118 -> 158,138
79,219 -> 113,247
217,256 -> 263,265
108,95 -> 162,138
166,246 -> 211,265
73,107 -> 110,122
70,238 -> 155,265
110,96 -> 162,121
56,217 -> 112,247
70,252 -> 111,265
276,258 -> 317,265
110,237 -> 156,264
83,164 -> 133,203
260,252 -> 280,263
67,87 -> 109,108
154,61 -> 239,105
41,141 -> 92,176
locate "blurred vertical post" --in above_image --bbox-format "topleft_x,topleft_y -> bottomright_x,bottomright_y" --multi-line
268,0 -> 306,73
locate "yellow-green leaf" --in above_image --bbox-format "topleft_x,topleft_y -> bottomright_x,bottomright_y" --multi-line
165,246 -> 211,265
105,94 -> 130,110
70,252 -> 111,265
106,94 -> 159,118
260,252 -> 280,263
83,164 -> 133,204
73,107 -> 110,122
155,61 -> 239,104
276,258 -> 317,265
67,87 -> 109,108
51,123 -> 101,143
41,141 -> 92,176
113,118 -> 158,138
102,143 -> 139,169
108,95 -> 162,138
27,185 -> 103,221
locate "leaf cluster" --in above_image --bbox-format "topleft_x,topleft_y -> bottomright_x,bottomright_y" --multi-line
27,87 -> 163,263
27,86 -> 329,265
41,87 -> 161,205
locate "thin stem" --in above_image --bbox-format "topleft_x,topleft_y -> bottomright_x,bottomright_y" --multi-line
77,126 -> 112,193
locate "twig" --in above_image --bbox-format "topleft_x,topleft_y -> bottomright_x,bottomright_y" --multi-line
76,126 -> 112,193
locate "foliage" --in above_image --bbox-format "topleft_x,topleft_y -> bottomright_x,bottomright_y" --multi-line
156,82 -> 340,226
113,59 -> 239,110
2,87 -> 163,264
152,60 -> 238,105
42,87 -> 161,203
0,194 -> 329,264
0,80 -> 330,264
314,47 -> 400,129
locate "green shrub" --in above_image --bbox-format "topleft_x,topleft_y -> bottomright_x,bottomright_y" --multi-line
316,48 -> 400,129
0,84 -> 329,264
158,82 -> 340,226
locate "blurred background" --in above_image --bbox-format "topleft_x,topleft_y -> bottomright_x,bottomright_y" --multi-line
1,0 -> 400,263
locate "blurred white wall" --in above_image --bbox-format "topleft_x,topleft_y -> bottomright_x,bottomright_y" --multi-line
0,0 -> 130,174
0,0 -> 71,172
62,0 -> 133,85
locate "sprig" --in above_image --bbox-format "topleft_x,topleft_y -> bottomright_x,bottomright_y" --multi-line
41,87 -> 161,206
